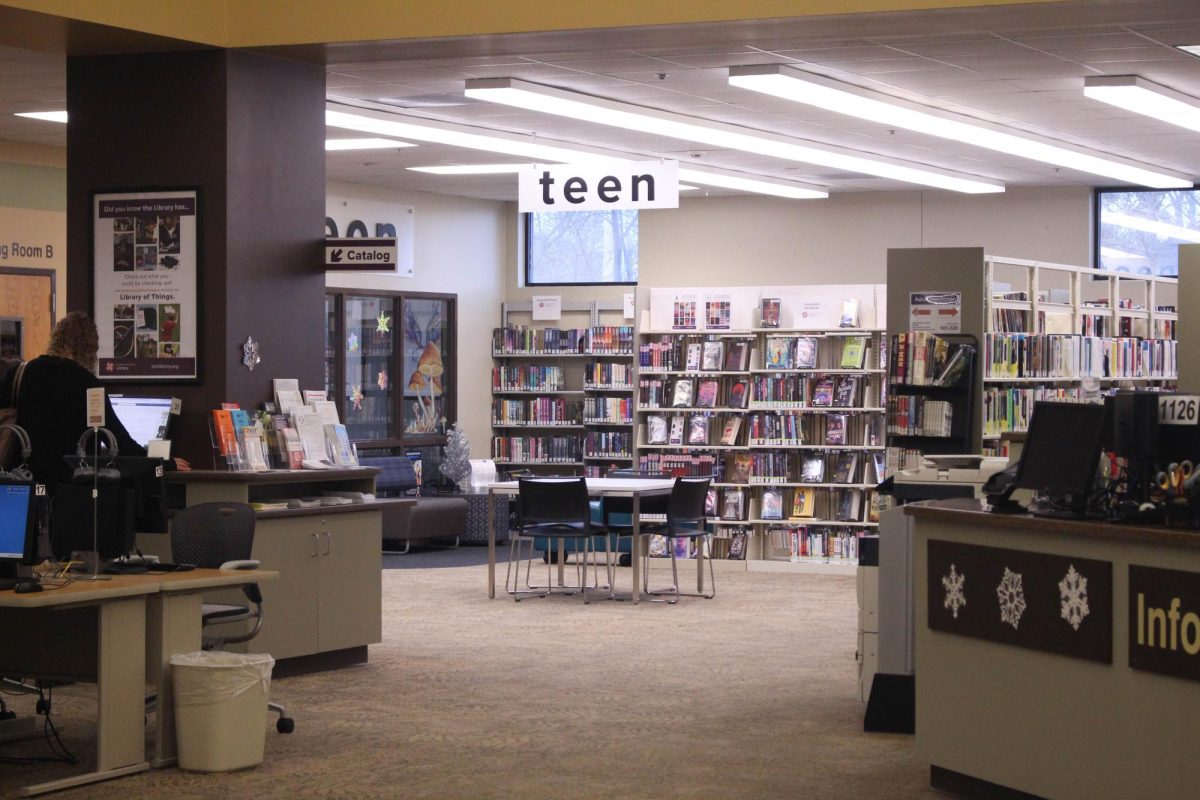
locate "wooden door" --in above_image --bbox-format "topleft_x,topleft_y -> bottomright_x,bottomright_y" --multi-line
0,269 -> 55,360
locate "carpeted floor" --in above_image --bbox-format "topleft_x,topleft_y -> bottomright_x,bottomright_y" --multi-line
0,558 -> 936,799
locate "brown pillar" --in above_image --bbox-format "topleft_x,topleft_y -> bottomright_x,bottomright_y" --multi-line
66,49 -> 326,464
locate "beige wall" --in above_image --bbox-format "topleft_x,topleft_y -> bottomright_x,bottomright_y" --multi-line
325,181 -> 506,455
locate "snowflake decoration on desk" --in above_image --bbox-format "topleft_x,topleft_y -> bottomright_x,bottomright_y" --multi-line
376,312 -> 391,334
942,564 -> 966,619
351,384 -> 364,412
997,567 -> 1027,630
1058,564 -> 1090,631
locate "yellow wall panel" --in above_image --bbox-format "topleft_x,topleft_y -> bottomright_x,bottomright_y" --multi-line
0,0 -> 226,46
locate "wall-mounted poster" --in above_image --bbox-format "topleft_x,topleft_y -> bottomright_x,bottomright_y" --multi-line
93,189 -> 198,380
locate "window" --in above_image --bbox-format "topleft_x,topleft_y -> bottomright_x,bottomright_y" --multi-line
1095,188 -> 1200,276
525,210 -> 638,285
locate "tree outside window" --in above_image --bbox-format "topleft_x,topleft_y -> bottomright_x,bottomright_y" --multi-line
526,210 -> 638,285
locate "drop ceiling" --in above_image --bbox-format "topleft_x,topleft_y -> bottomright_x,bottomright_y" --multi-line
2,0 -> 1200,201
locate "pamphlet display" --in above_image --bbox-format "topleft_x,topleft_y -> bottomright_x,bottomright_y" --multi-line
93,189 -> 199,380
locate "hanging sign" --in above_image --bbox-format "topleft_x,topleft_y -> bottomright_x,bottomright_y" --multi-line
519,161 -> 679,212
910,291 -> 962,333
325,237 -> 397,271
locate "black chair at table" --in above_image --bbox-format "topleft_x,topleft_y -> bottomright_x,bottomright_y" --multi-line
600,468 -> 672,570
630,477 -> 715,604
157,501 -> 294,732
507,477 -> 610,603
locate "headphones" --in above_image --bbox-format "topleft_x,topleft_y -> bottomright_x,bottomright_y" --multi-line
74,427 -> 121,482
0,423 -> 33,482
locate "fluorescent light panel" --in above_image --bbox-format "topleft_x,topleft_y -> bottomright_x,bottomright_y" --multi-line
328,107 -> 826,199
464,78 -> 1002,194
408,164 -> 523,174
1084,76 -> 1200,135
325,137 -> 415,150
14,110 -> 67,123
1178,45 -> 1200,58
728,65 -> 1191,190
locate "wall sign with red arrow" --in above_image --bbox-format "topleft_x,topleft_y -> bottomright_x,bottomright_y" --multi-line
909,291 -> 962,333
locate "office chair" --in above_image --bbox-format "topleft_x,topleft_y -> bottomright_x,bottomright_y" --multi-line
633,477 -> 715,604
158,501 -> 294,733
507,477 -> 610,603
601,467 -> 672,568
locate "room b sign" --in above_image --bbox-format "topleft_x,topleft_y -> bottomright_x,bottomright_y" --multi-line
519,161 -> 679,212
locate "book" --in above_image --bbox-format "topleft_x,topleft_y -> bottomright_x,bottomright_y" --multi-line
724,340 -> 750,371
702,341 -> 724,371
840,336 -> 867,369
934,343 -> 975,387
765,337 -> 792,369
671,378 -> 694,408
685,342 -> 702,371
833,451 -> 859,483
840,298 -> 860,328
324,423 -> 357,466
800,454 -> 825,483
761,488 -> 784,520
728,531 -> 748,560
832,375 -> 859,407
725,453 -> 753,484
871,451 -> 887,483
811,377 -> 834,407
791,487 -> 816,518
687,414 -> 710,445
211,409 -> 238,457
704,488 -> 718,517
721,488 -> 745,520
646,415 -> 669,445
668,416 -> 685,446
794,337 -> 819,369
696,379 -> 719,409
825,414 -> 847,445
837,490 -> 862,521
760,297 -> 781,328
241,427 -> 270,471
727,379 -> 750,409
720,416 -> 742,446
282,427 -> 304,470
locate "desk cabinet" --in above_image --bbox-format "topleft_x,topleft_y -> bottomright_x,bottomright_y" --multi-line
149,469 -> 391,668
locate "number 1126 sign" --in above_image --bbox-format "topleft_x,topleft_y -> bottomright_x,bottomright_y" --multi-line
1159,395 -> 1200,426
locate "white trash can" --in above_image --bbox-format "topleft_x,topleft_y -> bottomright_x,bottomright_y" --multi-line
170,651 -> 275,772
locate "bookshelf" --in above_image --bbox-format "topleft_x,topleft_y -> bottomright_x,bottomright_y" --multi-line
887,249 -> 1177,458
635,283 -> 887,574
491,300 -> 635,477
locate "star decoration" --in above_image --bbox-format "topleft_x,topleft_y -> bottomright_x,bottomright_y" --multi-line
377,369 -> 388,391
376,312 -> 391,334
347,331 -> 359,353
242,336 -> 261,371
351,384 -> 364,411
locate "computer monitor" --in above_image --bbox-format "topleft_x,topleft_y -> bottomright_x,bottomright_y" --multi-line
0,479 -> 38,572
51,481 -> 136,561
1014,401 -> 1107,515
109,395 -> 176,449
62,455 -> 168,533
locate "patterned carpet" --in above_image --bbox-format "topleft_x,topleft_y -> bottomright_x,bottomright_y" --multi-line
0,562 -> 936,799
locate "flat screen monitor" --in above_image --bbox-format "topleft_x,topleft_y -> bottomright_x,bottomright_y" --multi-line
62,455 -> 168,533
51,481 -> 136,560
109,395 -> 175,448
1014,401 -> 1107,510
0,480 -> 36,564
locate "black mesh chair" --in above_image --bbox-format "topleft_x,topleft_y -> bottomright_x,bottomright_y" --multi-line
602,468 -> 672,568
165,501 -> 294,732
635,477 -> 715,604
507,477 -> 609,603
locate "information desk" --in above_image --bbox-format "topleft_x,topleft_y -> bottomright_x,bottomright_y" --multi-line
486,477 -> 678,603
147,468 -> 404,671
0,569 -> 273,797
909,500 -> 1200,800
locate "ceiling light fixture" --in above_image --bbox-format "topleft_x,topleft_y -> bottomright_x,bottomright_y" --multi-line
325,137 -> 415,150
14,110 -> 67,123
465,78 -> 1003,194
1178,45 -> 1200,59
728,65 -> 1191,190
328,105 -> 827,200
1084,76 -> 1200,135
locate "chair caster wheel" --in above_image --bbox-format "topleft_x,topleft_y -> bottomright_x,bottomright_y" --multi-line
542,551 -> 560,564
618,554 -> 631,567
277,717 -> 295,734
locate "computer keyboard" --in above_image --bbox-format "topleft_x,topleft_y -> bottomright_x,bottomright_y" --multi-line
0,577 -> 21,590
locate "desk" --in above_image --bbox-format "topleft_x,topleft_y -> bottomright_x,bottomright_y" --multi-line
486,478 -> 676,604
0,568 -> 274,797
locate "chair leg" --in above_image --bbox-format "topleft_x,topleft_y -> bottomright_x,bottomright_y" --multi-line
647,536 -> 716,601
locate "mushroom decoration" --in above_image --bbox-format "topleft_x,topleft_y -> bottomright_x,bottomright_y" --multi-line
415,342 -> 444,432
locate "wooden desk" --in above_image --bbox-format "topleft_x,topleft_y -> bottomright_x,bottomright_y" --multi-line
486,478 -> 677,604
0,568 -> 274,797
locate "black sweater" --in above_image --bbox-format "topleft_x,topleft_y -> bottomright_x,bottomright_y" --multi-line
0,356 -> 145,491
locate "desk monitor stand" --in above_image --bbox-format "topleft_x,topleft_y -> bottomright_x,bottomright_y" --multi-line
74,550 -> 113,580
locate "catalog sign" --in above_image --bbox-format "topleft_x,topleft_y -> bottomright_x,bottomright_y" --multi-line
93,189 -> 198,380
